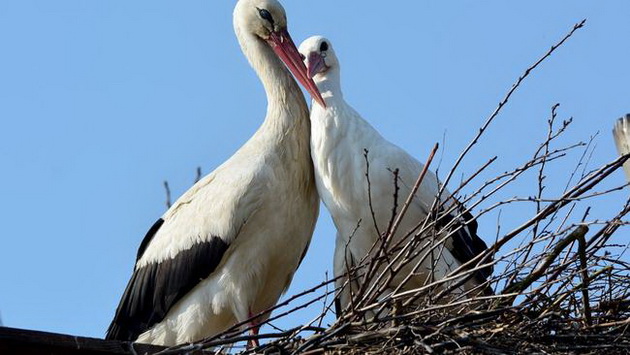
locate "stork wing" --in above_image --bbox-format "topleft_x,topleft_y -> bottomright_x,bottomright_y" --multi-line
106,220 -> 229,341
393,148 -> 492,283
439,206 -> 492,283
106,168 -> 262,341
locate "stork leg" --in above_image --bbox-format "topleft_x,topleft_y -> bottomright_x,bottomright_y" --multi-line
246,311 -> 260,348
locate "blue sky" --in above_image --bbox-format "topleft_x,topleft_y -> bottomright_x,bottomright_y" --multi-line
1,0 -> 629,340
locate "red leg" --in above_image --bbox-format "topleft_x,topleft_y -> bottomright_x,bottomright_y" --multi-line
247,311 -> 260,348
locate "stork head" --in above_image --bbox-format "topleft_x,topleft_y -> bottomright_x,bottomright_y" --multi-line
298,36 -> 339,82
234,0 -> 287,40
234,0 -> 325,107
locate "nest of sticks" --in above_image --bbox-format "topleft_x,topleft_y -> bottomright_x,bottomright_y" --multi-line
158,19 -> 630,354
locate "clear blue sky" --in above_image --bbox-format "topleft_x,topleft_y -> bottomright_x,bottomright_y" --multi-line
1,0 -> 628,340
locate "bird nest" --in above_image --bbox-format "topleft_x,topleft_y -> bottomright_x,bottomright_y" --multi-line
157,19 -> 630,354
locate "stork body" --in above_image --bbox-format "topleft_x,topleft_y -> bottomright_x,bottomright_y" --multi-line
298,36 -> 491,312
613,114 -> 630,182
106,0 -> 324,346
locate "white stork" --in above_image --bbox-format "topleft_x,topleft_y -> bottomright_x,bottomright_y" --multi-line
613,114 -> 630,183
106,0 -> 324,346
298,36 -> 492,313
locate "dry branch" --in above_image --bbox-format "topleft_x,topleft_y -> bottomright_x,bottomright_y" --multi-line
156,19 -> 630,354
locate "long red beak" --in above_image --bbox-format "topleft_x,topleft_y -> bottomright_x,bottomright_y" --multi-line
267,29 -> 326,108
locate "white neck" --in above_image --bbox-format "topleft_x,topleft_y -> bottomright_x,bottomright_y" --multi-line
235,28 -> 308,132
314,67 -> 343,105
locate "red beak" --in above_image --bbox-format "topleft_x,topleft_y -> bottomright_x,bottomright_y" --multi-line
306,52 -> 328,79
267,29 -> 326,108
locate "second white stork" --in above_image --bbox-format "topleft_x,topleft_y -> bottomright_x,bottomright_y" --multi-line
298,36 -> 492,313
106,0 -> 325,346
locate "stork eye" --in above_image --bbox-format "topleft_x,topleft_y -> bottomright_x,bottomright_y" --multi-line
320,41 -> 329,52
258,8 -> 274,24
300,53 -> 306,61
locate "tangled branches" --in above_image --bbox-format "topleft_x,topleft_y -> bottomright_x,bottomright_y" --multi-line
157,19 -> 630,354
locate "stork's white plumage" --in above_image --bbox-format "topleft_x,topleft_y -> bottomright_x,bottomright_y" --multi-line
106,0 -> 324,346
613,114 -> 630,182
298,36 -> 492,312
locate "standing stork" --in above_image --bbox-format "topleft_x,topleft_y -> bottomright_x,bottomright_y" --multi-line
613,114 -> 630,183
298,36 -> 492,313
106,0 -> 325,346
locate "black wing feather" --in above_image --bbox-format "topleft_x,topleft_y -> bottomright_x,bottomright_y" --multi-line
106,219 -> 229,341
136,218 -> 164,261
438,207 -> 493,283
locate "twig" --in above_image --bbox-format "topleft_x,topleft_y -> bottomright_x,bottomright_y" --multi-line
502,225 -> 589,297
163,181 -> 172,209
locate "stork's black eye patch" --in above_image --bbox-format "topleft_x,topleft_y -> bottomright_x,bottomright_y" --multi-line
258,8 -> 274,24
320,42 -> 329,52
300,53 -> 306,61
